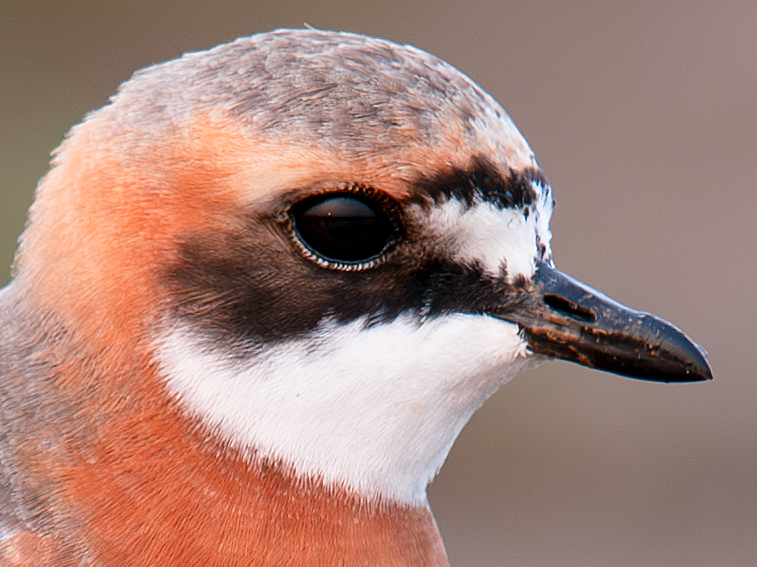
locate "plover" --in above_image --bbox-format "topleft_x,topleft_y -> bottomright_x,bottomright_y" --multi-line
0,29 -> 711,566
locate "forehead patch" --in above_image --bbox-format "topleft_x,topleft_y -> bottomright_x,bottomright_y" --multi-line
419,200 -> 539,282
409,162 -> 554,282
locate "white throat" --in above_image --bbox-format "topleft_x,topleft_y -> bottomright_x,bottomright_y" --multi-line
156,313 -> 539,505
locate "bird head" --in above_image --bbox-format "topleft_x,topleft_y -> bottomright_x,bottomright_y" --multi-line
11,29 -> 711,510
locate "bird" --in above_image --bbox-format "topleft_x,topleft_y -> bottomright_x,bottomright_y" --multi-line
0,28 -> 711,566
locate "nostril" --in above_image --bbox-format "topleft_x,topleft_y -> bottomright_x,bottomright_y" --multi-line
544,294 -> 596,323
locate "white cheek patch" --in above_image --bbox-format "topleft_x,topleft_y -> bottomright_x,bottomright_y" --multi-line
157,314 -> 541,505
421,189 -> 553,282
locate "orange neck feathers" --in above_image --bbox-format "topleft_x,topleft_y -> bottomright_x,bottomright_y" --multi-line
2,324 -> 448,566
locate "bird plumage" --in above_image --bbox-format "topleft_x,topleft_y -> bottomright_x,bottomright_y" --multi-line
0,29 -> 710,566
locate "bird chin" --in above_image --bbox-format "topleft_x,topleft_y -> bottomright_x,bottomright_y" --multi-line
155,312 -> 539,505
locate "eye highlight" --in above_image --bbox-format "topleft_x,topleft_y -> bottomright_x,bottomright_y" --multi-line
290,192 -> 398,267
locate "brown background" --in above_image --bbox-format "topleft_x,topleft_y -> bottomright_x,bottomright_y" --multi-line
1,1 -> 755,565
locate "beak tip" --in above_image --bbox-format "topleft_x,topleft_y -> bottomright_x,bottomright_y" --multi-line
666,332 -> 713,383
652,348 -> 712,383
686,352 -> 714,383
636,326 -> 713,383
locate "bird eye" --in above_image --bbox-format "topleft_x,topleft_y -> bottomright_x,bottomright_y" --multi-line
290,193 -> 397,265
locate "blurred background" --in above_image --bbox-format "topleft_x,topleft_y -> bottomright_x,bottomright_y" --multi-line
1,1 -> 755,565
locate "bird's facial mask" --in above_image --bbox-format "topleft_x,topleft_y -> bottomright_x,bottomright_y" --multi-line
158,160 -> 710,505
279,166 -> 710,384
149,29 -> 710,508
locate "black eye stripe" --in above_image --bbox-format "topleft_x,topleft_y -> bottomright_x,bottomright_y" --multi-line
408,157 -> 546,210
289,191 -> 400,268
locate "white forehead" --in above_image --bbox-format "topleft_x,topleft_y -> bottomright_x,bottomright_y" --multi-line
419,181 -> 554,282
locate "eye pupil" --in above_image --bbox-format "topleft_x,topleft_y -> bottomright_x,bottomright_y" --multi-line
292,194 -> 396,264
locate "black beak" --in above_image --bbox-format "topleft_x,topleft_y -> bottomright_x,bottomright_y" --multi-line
493,263 -> 712,383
